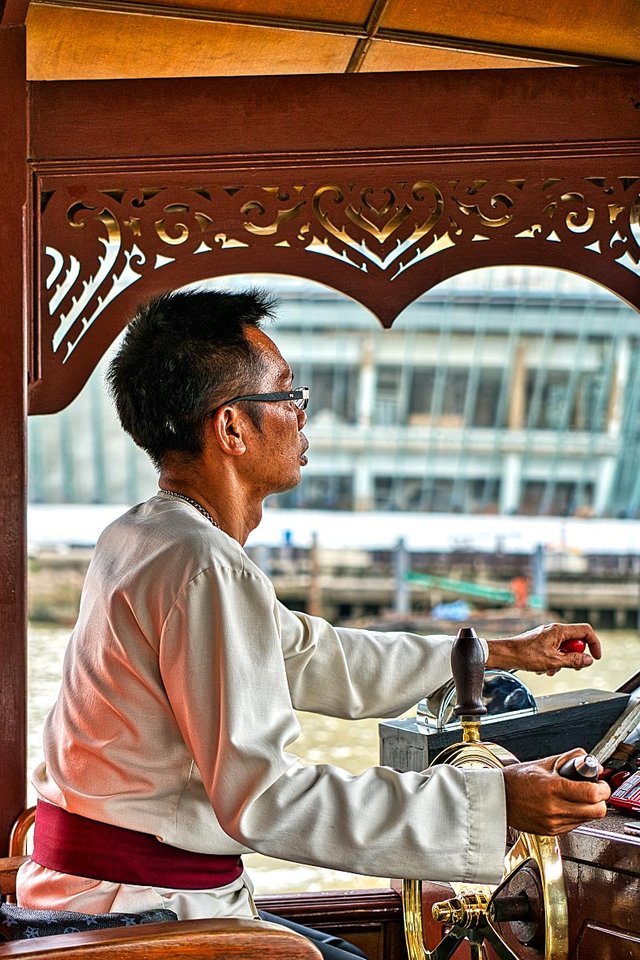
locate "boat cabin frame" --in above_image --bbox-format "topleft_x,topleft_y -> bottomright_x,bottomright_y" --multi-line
0,4 -> 639,955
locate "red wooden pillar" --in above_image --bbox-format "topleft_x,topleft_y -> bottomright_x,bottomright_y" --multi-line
0,14 -> 28,851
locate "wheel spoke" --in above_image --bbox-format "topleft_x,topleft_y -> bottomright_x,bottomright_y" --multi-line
502,832 -> 532,881
426,928 -> 467,960
482,924 -> 521,960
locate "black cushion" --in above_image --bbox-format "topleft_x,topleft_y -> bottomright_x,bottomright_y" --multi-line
0,903 -> 178,940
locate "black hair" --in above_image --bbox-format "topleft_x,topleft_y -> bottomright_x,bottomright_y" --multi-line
106,287 -> 278,469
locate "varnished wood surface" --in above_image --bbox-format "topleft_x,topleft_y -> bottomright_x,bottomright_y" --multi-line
560,809 -> 640,874
0,0 -> 28,26
0,865 -> 402,960
561,812 -> 640,959
257,887 -> 403,923
0,918 -> 321,959
0,24 -> 28,856
0,857 -> 27,898
25,63 -> 640,420
0,862 -> 399,960
29,65 -> 640,162
257,889 -> 407,960
23,0 -> 640,82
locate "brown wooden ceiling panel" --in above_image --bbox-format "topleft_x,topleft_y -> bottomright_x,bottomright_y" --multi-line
380,0 -> 640,62
361,40 -> 551,72
26,5 -> 357,78
135,0 -> 374,26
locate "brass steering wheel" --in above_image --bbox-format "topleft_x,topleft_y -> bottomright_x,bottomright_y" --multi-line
402,628 -> 569,960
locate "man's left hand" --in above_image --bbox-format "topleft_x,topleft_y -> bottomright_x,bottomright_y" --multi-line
485,622 -> 601,675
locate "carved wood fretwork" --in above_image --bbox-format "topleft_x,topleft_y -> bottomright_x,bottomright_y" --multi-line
32,167 -> 640,414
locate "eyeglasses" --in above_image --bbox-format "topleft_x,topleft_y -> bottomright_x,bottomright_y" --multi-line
211,386 -> 310,414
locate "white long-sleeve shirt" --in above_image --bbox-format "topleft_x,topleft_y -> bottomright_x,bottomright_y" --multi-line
19,494 -> 506,918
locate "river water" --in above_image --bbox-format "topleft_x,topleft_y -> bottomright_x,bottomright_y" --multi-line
27,625 -> 640,893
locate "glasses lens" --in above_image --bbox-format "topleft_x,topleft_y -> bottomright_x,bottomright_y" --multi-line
293,388 -> 309,410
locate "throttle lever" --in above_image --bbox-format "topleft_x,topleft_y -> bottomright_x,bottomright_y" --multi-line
451,626 -> 487,720
556,638 -> 596,782
451,626 -> 486,743
557,754 -> 599,781
557,638 -> 596,781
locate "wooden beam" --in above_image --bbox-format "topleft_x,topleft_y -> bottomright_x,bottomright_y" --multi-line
27,65 -> 640,414
0,0 -> 28,26
0,24 -> 28,852
29,66 -> 640,161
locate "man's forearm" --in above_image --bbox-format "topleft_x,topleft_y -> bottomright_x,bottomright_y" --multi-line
485,622 -> 600,675
484,639 -> 522,671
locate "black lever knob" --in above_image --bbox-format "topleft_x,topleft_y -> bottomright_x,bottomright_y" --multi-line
557,754 -> 599,781
451,626 -> 487,720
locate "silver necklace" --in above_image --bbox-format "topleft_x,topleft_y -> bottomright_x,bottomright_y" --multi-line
158,488 -> 220,529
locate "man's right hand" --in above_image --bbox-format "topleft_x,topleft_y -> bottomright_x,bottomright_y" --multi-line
502,749 -> 610,835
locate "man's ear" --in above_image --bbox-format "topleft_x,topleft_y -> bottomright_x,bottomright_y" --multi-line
209,406 -> 247,456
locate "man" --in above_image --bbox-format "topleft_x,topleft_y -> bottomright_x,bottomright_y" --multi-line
18,288 -> 609,957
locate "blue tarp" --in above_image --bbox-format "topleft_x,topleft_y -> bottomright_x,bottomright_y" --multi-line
430,599 -> 472,621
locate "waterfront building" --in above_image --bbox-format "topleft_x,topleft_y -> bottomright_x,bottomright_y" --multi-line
28,266 -> 640,521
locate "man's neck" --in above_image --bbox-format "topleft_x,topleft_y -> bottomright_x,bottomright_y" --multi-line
158,466 -> 262,546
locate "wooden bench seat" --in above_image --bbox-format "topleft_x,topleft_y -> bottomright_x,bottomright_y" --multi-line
0,916 -> 322,959
0,858 -> 321,958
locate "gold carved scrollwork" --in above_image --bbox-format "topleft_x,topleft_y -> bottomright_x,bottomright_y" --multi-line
241,186 -> 307,237
40,175 -> 640,370
68,202 -> 121,244
311,181 -> 445,272
541,178 -> 640,263
155,204 -> 192,245
452,180 -> 516,231
449,180 -> 531,238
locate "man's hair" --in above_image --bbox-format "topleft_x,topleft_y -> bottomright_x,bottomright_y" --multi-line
106,287 -> 278,469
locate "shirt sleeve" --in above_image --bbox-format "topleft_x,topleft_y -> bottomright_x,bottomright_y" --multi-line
278,602 -> 488,719
158,562 -> 506,884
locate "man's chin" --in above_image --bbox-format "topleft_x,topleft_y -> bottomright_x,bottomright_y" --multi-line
268,474 -> 303,498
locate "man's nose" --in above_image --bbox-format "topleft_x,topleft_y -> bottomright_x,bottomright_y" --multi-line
297,406 -> 307,428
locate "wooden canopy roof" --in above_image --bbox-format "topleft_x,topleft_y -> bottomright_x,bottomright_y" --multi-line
24,0 -> 640,80
0,0 -> 638,854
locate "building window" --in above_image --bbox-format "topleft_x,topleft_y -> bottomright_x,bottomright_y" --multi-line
374,476 -> 425,511
471,370 -> 503,428
375,366 -> 404,425
526,370 -> 609,432
270,475 -> 354,511
520,481 -> 594,516
408,368 -> 435,424
374,476 -> 500,513
441,370 -> 468,424
407,366 -> 470,427
307,366 -> 357,425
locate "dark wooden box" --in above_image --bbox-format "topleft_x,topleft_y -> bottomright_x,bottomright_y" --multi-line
379,688 -> 630,771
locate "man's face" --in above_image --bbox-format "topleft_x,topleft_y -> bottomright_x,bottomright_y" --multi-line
241,327 -> 309,497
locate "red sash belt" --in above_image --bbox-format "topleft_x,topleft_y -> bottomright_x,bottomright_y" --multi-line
32,800 -> 243,890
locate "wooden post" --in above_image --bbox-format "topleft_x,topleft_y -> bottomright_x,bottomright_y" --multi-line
0,21 -> 28,850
